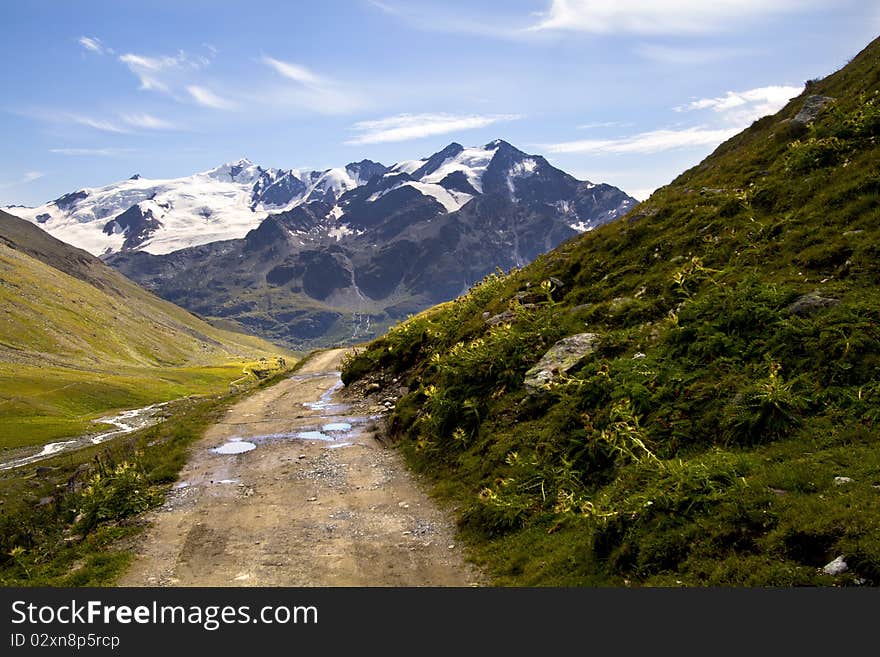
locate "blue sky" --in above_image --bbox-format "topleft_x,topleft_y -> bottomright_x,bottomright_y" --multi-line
2,0 -> 877,205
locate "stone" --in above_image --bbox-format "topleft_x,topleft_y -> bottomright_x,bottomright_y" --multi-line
834,476 -> 854,485
793,95 -> 834,126
786,292 -> 840,316
822,555 -> 848,576
485,310 -> 516,326
366,382 -> 381,393
524,333 -> 600,393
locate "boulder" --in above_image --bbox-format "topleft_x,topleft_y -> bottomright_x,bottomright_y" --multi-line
524,333 -> 600,393
786,292 -> 840,316
822,555 -> 848,576
793,95 -> 834,126
485,310 -> 516,326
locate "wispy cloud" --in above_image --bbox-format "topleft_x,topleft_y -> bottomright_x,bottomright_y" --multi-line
258,55 -> 365,115
78,36 -> 112,55
261,56 -> 324,86
543,126 -> 740,155
367,0 -> 533,39
119,50 -> 212,93
68,114 -> 129,134
544,83 -> 801,156
577,121 -> 633,130
529,0 -> 806,35
187,85 -> 237,110
0,171 -> 44,189
120,113 -> 177,130
346,112 -> 521,145
49,148 -> 134,157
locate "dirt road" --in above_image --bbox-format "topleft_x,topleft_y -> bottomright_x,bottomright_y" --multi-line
118,349 -> 483,586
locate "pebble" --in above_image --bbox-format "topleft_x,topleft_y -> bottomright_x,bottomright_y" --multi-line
834,476 -> 854,485
307,497 -> 318,502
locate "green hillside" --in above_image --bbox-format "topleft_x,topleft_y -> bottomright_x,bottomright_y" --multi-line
0,210 -> 288,450
342,38 -> 880,585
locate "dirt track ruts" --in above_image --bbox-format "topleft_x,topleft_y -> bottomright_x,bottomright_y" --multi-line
118,349 -> 483,587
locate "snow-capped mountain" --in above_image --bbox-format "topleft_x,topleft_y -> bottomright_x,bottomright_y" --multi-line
102,139 -> 637,350
4,158 -> 386,255
6,140 -> 634,258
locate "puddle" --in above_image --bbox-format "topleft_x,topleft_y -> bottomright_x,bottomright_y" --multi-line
323,422 -> 352,432
211,441 -> 256,454
303,377 -> 347,412
295,431 -> 333,441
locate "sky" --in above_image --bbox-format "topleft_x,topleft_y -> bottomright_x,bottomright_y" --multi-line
1,0 -> 878,206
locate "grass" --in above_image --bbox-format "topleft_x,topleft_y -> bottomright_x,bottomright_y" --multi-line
0,366 -> 293,586
340,38 -> 880,586
0,361 -> 284,450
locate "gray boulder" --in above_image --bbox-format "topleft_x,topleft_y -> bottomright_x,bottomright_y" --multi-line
793,95 -> 834,126
524,333 -> 600,393
822,555 -> 848,576
786,292 -> 840,316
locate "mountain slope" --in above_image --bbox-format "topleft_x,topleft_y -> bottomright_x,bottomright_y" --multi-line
0,210 -> 286,449
106,140 -> 635,350
340,38 -> 880,586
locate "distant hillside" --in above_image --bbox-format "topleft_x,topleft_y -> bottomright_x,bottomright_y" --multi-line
342,37 -> 880,585
0,210 -> 286,449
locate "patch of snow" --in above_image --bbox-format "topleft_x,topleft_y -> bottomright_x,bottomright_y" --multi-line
402,182 -> 472,212
569,221 -> 594,233
418,145 -> 498,193
328,223 -> 357,241
387,159 -> 424,176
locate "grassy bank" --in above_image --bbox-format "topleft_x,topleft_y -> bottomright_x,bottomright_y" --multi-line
341,39 -> 880,586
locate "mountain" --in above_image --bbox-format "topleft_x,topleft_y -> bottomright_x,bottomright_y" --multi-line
4,158 -> 387,255
103,140 -> 635,349
339,38 -> 880,585
0,209 -> 284,448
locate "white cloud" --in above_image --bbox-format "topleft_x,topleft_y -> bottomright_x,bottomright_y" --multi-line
49,148 -> 134,157
78,36 -> 112,55
0,171 -> 44,189
187,85 -> 237,110
120,113 -> 176,130
543,126 -> 740,155
262,56 -> 324,86
346,113 -> 521,145
546,83 -> 802,156
119,50 -> 211,93
69,114 -> 129,134
530,0 -> 805,35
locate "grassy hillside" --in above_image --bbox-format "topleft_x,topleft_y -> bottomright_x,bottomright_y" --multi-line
342,38 -> 880,586
0,210 -> 289,450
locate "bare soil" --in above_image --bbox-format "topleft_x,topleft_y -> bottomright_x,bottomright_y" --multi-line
118,349 -> 483,587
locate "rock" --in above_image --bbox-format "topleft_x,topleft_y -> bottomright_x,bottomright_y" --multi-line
37,496 -> 55,507
548,277 -> 565,289
485,310 -> 516,326
793,95 -> 834,126
524,333 -> 600,393
786,292 -> 840,316
834,476 -> 854,485
481,311 -> 491,320
822,555 -> 848,576
366,382 -> 381,393
632,352 -> 646,359
35,466 -> 55,476
515,290 -> 546,305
